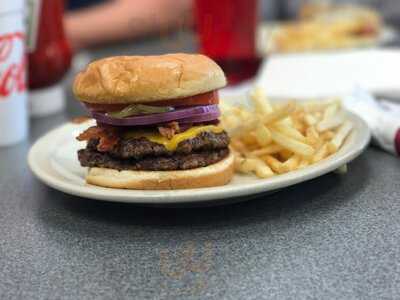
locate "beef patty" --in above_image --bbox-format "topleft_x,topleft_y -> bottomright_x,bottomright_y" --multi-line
78,148 -> 229,171
78,130 -> 230,171
88,131 -> 229,160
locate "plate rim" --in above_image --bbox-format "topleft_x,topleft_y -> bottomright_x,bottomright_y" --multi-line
27,112 -> 371,204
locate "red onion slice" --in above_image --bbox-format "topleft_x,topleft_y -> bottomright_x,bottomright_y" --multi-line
89,105 -> 220,126
178,111 -> 220,124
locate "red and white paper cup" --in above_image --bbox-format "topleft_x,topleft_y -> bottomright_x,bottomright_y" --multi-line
0,0 -> 28,146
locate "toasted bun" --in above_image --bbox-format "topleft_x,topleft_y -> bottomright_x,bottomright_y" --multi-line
85,151 -> 234,190
73,53 -> 227,104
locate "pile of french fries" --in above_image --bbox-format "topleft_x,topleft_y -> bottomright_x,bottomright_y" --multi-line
220,88 -> 354,178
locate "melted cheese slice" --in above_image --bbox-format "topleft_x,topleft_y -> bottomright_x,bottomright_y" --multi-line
123,125 -> 223,151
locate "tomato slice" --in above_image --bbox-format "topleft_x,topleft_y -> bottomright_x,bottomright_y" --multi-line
83,91 -> 219,112
150,91 -> 219,107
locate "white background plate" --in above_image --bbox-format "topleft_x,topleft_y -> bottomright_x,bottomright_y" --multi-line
28,113 -> 370,205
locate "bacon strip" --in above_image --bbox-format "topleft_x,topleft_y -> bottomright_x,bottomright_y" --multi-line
70,116 -> 91,124
158,121 -> 180,139
77,126 -> 120,152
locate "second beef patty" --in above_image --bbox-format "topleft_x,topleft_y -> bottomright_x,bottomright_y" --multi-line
78,148 -> 229,171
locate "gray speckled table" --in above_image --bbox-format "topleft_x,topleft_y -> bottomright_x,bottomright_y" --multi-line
1,32 -> 400,300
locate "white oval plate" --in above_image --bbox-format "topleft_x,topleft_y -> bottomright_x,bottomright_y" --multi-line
28,113 -> 370,205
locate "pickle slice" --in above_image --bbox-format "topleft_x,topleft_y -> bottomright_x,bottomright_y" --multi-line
107,104 -> 174,118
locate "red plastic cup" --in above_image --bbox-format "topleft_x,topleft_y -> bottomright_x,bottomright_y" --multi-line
194,0 -> 261,85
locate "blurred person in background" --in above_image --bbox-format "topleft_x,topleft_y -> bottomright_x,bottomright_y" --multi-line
65,0 -> 192,51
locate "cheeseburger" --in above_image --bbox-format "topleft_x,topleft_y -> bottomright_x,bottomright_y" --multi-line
73,53 -> 234,189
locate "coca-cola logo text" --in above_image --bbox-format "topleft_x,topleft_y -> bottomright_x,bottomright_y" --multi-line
0,32 -> 26,98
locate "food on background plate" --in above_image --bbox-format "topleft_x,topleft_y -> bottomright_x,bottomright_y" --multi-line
220,88 -> 353,178
298,2 -> 333,19
73,53 -> 234,190
266,3 -> 382,53
299,3 -> 379,23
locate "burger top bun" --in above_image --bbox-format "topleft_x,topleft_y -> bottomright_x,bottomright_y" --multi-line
73,53 -> 227,104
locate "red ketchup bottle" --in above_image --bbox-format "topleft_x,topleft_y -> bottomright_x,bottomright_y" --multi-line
27,0 -> 72,117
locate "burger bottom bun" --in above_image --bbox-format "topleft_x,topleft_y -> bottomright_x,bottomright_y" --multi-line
86,151 -> 234,190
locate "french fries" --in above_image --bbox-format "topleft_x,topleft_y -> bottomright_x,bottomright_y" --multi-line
250,87 -> 273,115
235,156 -> 274,178
255,124 -> 272,146
270,129 -> 315,157
317,112 -> 346,132
272,122 -> 307,143
305,126 -> 321,147
334,164 -> 348,174
220,89 -> 353,179
312,143 -> 329,163
282,155 -> 301,172
262,102 -> 296,125
327,121 -> 353,153
264,155 -> 285,174
250,144 -> 283,156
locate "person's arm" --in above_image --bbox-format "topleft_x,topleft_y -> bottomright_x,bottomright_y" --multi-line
64,0 -> 192,51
